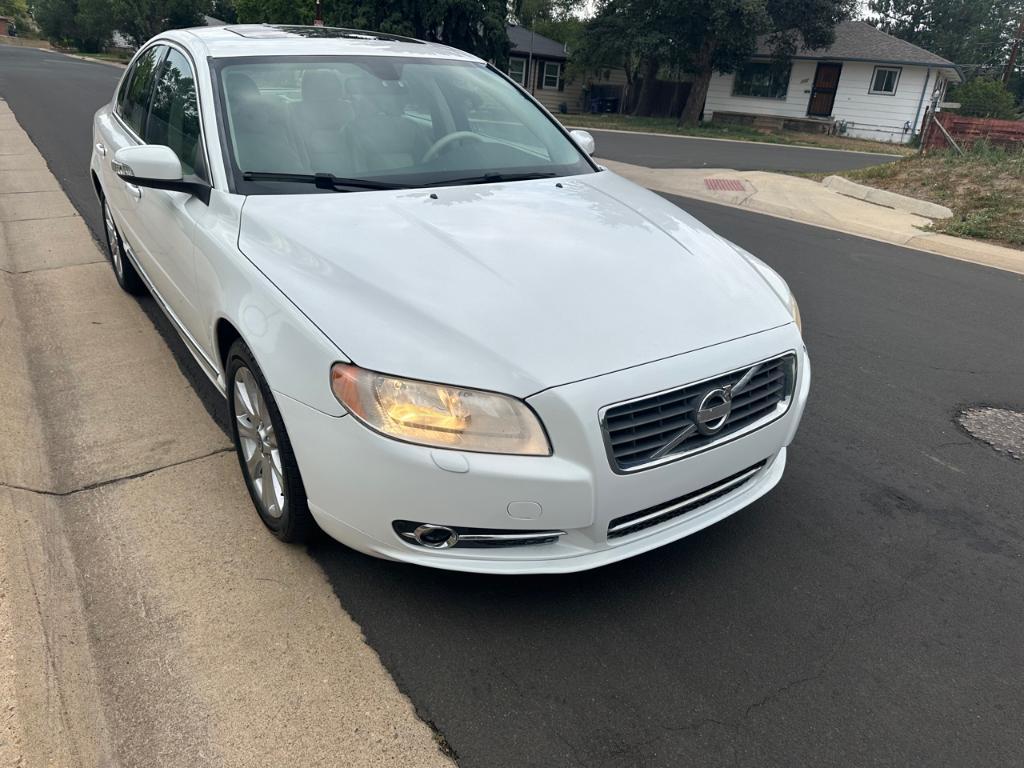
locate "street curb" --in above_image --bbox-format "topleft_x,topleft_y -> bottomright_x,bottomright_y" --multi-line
822,175 -> 953,219
623,175 -> 1024,277
61,52 -> 128,68
565,124 -> 903,157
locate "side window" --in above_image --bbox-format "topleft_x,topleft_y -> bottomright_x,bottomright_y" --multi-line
122,46 -> 165,137
146,48 -> 203,177
115,69 -> 132,116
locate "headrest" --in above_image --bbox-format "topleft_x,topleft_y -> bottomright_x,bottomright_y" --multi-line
225,72 -> 261,102
302,70 -> 344,102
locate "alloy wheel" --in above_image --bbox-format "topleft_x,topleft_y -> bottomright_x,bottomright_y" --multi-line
102,199 -> 124,278
233,366 -> 286,518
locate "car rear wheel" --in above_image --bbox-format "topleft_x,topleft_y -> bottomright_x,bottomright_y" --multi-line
101,195 -> 145,295
227,339 -> 315,542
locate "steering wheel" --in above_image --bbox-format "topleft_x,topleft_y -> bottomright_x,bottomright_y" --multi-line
422,131 -> 487,163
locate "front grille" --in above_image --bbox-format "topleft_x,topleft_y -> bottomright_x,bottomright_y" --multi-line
607,461 -> 766,539
602,354 -> 795,472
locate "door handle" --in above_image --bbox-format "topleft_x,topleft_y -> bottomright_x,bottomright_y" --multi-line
95,142 -> 107,157
126,183 -> 142,200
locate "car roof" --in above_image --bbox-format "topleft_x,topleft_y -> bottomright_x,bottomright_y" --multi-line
164,24 -> 482,63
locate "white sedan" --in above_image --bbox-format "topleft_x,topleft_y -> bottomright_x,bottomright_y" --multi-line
91,24 -> 810,574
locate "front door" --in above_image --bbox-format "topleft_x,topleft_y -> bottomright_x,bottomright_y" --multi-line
807,63 -> 842,117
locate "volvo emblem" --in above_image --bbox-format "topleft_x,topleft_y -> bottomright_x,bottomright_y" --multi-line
694,386 -> 733,436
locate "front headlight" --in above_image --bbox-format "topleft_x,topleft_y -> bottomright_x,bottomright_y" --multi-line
330,363 -> 551,456
788,293 -> 802,334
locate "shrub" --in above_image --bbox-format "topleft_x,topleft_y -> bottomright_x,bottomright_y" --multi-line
948,78 -> 1019,120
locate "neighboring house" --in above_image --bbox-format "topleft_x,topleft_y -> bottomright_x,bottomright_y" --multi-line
704,21 -> 962,143
1,16 -> 15,36
505,25 -> 629,114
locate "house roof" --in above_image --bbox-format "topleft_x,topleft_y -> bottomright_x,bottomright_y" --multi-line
507,25 -> 567,61
755,20 -> 957,70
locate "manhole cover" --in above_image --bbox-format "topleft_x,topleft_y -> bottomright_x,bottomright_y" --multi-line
958,407 -> 1024,460
704,178 -> 746,192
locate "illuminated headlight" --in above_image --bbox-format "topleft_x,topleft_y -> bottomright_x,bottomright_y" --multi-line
330,363 -> 551,456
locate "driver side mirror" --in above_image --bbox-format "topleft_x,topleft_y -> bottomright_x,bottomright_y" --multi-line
113,145 -> 211,204
569,129 -> 596,156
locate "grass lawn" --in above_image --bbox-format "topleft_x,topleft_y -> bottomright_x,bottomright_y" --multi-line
74,52 -> 131,64
559,113 -> 915,156
840,144 -> 1024,248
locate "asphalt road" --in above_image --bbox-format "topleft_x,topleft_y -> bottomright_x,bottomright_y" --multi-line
4,44 -> 1024,768
585,127 -> 900,172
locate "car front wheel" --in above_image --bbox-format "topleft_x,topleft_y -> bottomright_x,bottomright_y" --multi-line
227,339 -> 315,542
101,195 -> 145,295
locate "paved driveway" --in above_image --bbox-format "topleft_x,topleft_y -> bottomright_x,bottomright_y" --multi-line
582,127 -> 900,172
3,43 -> 1023,768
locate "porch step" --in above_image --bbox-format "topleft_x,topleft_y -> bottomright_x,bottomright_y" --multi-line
752,115 -> 785,132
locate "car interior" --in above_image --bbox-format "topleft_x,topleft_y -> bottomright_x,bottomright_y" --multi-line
219,61 -> 574,182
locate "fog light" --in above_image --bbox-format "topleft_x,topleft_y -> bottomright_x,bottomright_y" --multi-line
413,524 -> 459,549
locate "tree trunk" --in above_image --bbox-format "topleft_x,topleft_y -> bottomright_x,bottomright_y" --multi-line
679,66 -> 712,126
667,81 -> 687,117
632,56 -> 660,117
678,38 -> 716,127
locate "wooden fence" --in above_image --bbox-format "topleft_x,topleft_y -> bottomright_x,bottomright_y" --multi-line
923,110 -> 1024,152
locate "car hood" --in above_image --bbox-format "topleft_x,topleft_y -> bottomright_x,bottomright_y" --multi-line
238,170 -> 793,397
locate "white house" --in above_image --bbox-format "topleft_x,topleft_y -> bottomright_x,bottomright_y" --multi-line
704,21 -> 961,143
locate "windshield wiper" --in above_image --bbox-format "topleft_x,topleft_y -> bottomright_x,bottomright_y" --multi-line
424,171 -> 558,188
242,171 -> 409,191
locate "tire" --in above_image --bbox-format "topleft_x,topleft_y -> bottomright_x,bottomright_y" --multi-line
101,194 -> 145,295
226,339 -> 315,542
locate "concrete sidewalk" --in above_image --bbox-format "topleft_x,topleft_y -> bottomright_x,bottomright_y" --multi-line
0,97 -> 453,768
602,158 -> 1024,276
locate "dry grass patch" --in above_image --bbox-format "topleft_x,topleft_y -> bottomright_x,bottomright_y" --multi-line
844,144 -> 1024,248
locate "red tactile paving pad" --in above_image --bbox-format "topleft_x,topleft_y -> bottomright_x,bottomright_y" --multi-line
704,178 -> 746,192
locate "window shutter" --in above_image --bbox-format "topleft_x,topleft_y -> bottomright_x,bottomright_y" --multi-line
536,61 -> 545,89
558,67 -> 565,92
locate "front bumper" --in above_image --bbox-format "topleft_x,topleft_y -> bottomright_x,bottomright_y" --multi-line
276,324 -> 810,574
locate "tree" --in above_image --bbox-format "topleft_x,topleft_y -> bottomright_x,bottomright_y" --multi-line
35,0 -> 115,50
111,0 -> 211,48
210,0 -> 237,23
573,0 -> 673,116
949,76 -> 1019,118
575,0 -> 853,124
0,0 -> 28,23
234,0 -> 509,63
870,0 -> 1024,73
682,0 -> 854,125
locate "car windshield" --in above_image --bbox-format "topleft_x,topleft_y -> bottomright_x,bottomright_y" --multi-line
214,55 -> 594,193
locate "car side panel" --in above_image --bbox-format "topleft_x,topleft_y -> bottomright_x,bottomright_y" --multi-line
192,190 -> 349,416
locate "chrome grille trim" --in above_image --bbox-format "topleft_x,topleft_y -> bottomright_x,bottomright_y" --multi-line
607,461 -> 767,539
600,353 -> 796,474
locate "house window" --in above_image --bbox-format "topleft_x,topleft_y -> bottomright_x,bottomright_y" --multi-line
732,61 -> 791,99
508,57 -> 526,86
869,66 -> 901,95
542,61 -> 561,90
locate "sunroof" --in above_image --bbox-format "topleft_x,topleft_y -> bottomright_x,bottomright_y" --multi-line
224,24 -> 423,43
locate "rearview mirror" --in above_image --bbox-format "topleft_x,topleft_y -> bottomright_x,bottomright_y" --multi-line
569,129 -> 596,156
113,145 -> 211,204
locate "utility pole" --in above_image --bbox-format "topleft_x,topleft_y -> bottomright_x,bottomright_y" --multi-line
314,0 -> 324,27
1004,11 -> 1024,84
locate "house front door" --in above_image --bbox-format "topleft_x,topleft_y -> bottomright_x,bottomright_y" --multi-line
807,63 -> 842,117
